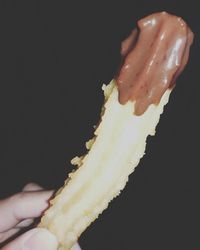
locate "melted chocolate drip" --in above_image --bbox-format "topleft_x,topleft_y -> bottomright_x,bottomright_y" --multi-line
116,12 -> 194,115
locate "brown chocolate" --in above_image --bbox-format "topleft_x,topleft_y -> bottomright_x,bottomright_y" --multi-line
116,12 -> 194,115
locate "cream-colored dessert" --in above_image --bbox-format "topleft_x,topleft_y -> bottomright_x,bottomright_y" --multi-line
39,12 -> 193,250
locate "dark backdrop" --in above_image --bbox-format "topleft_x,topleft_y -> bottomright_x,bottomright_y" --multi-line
0,1 -> 199,250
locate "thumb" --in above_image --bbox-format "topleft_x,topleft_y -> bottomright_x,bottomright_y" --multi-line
2,228 -> 58,250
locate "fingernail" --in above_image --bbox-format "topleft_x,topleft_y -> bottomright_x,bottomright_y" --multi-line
23,228 -> 58,250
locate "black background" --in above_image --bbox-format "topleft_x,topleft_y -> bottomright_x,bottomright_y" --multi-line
0,1 -> 199,249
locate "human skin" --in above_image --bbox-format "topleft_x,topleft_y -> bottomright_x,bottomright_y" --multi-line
0,183 -> 81,250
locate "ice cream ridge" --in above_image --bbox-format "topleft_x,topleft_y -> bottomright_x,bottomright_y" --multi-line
39,12 -> 194,250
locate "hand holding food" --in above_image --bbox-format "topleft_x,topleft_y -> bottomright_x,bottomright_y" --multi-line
0,183 -> 58,250
39,12 -> 194,250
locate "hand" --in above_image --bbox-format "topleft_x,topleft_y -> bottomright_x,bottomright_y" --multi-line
0,183 -> 81,250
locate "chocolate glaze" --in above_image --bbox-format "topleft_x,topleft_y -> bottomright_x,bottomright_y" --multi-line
116,12 -> 194,115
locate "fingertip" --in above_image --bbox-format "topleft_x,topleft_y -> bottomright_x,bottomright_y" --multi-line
14,190 -> 54,220
23,183 -> 44,192
23,228 -> 58,250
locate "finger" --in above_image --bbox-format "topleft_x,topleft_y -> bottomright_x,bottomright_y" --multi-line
0,228 -> 19,244
1,228 -> 58,250
0,184 -> 48,242
0,190 -> 54,232
0,219 -> 34,243
15,219 -> 34,229
23,183 -> 44,192
14,183 -> 44,229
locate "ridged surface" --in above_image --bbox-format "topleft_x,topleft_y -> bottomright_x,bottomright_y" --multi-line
39,80 -> 171,250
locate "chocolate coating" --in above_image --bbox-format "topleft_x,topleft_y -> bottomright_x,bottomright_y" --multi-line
116,12 -> 194,115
